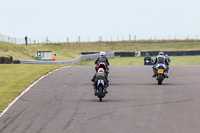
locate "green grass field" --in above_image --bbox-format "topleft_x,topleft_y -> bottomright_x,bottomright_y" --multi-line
0,64 -> 65,113
1,40 -> 200,61
80,56 -> 200,66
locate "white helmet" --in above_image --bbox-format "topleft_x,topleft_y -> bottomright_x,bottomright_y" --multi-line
98,68 -> 104,73
159,52 -> 164,55
100,51 -> 106,56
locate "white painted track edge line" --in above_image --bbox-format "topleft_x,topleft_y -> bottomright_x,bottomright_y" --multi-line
0,66 -> 71,118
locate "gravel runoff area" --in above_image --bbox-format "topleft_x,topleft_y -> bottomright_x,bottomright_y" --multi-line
0,66 -> 200,133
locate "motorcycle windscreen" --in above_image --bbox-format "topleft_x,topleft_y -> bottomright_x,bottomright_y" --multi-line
97,79 -> 104,86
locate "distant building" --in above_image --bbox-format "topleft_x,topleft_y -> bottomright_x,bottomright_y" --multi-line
36,51 -> 53,61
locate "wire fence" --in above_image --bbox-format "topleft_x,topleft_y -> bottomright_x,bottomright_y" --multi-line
0,33 -> 23,44
0,33 -> 41,45
1,33 -> 200,44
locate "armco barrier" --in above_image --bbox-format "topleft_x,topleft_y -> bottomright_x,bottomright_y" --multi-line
20,52 -> 114,64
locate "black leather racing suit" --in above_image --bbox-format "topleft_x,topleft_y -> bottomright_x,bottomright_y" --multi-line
95,56 -> 110,72
95,56 -> 109,65
144,55 -> 152,65
91,72 -> 109,89
165,55 -> 170,64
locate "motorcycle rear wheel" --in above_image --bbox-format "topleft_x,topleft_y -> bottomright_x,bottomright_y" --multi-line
157,74 -> 163,85
158,80 -> 162,85
98,86 -> 103,102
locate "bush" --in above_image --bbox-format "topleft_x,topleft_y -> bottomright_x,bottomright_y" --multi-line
0,56 -> 15,64
13,60 -> 20,64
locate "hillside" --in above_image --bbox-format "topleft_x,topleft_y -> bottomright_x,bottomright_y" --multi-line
1,40 -> 200,61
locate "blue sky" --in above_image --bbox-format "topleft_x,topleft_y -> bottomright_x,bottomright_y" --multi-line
0,0 -> 200,42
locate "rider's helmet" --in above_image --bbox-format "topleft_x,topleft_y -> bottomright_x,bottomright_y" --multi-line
100,51 -> 106,56
159,52 -> 164,55
165,54 -> 168,57
146,53 -> 149,56
98,68 -> 104,73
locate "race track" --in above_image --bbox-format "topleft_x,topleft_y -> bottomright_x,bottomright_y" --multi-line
0,66 -> 200,133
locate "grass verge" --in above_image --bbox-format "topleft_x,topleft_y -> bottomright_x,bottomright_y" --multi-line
0,64 -> 65,114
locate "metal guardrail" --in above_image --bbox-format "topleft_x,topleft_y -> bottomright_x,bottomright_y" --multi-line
20,52 -> 114,64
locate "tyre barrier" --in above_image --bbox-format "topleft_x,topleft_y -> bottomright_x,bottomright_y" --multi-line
82,50 -> 200,57
141,50 -> 200,56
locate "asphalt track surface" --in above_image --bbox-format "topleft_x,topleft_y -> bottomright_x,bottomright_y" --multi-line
0,66 -> 200,133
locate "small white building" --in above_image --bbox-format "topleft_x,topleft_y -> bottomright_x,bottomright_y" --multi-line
36,51 -> 53,61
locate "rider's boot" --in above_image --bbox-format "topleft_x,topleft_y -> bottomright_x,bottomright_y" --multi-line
164,72 -> 169,78
152,73 -> 156,78
152,67 -> 156,78
94,90 -> 97,96
93,84 -> 97,96
104,85 -> 108,94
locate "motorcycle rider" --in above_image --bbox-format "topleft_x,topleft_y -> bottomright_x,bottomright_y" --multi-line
152,52 -> 169,78
165,54 -> 170,64
91,68 -> 109,96
95,51 -> 110,71
144,53 -> 152,65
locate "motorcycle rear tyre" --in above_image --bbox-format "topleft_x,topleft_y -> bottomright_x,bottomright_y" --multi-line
98,86 -> 103,102
157,74 -> 163,85
158,80 -> 162,85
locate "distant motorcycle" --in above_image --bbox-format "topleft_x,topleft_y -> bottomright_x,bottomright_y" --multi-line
95,62 -> 109,76
154,63 -> 167,85
144,59 -> 153,65
144,59 -> 150,65
94,79 -> 108,102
